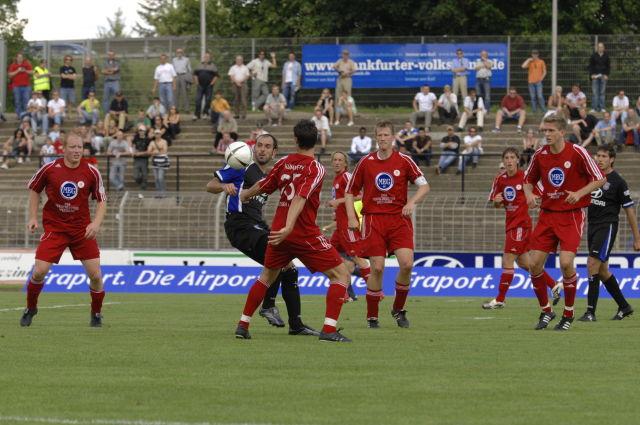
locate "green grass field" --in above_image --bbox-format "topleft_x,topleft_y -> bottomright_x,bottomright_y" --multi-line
1,291 -> 639,425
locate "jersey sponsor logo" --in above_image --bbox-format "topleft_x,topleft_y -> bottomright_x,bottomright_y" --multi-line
375,172 -> 394,191
60,181 -> 79,200
548,167 -> 565,188
503,186 -> 517,202
591,188 -> 603,199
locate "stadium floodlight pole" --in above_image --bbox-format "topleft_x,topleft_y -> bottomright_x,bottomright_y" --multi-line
551,0 -> 558,91
200,0 -> 206,59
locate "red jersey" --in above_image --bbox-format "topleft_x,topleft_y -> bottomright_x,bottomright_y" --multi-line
524,142 -> 604,211
332,170 -> 352,228
259,153 -> 325,243
489,169 -> 532,231
28,158 -> 107,233
346,151 -> 424,215
8,60 -> 32,88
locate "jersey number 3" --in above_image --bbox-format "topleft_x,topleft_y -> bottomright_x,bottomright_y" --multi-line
281,173 -> 301,201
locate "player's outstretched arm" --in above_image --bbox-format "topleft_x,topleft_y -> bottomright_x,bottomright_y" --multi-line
623,207 -> 640,251
344,193 -> 359,230
566,178 -> 606,205
268,195 -> 306,246
239,181 -> 264,203
402,178 -> 430,217
27,190 -> 40,233
85,201 -> 106,240
205,177 -> 236,196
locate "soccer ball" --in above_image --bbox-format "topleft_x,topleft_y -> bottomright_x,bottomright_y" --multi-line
225,141 -> 253,169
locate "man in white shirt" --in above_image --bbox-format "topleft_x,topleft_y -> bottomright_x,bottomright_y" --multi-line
27,91 -> 48,135
281,52 -> 301,110
437,85 -> 458,124
311,107 -> 331,154
611,90 -> 629,123
349,126 -> 371,164
228,55 -> 250,120
263,85 -> 286,126
47,90 -> 66,126
152,54 -> 177,110
410,85 -> 437,130
457,88 -> 486,131
457,126 -> 482,174
247,50 -> 277,111
564,84 -> 587,120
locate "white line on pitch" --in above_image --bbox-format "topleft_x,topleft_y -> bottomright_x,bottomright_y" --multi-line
0,302 -> 122,313
472,317 -> 495,320
0,416 -> 284,425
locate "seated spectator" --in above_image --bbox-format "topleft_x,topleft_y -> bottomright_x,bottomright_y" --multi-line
316,88 -> 334,124
107,130 -> 131,191
569,108 -> 598,147
437,85 -> 458,125
167,106 -> 181,139
349,126 -> 371,164
151,116 -> 172,146
407,127 -> 432,166
263,85 -> 287,126
457,88 -> 486,131
520,128 -> 540,167
146,97 -> 167,121
1,128 -> 31,168
210,90 -> 230,131
215,110 -> 238,148
83,142 -> 98,165
311,107 -> 331,154
27,91 -> 47,136
564,84 -> 587,120
411,85 -> 437,130
546,85 -> 566,117
47,90 -> 66,127
19,118 -> 35,141
395,121 -> 417,152
634,96 -> 640,116
436,126 -> 460,175
108,91 -> 129,131
611,90 -> 629,123
244,123 -> 267,148
493,87 -> 526,133
48,123 -> 61,143
53,130 -> 65,154
457,126 -> 483,174
77,91 -> 100,126
212,131 -> 234,155
617,109 -> 639,150
40,137 -> 56,165
594,111 -> 616,145
334,92 -> 355,126
134,109 -> 151,128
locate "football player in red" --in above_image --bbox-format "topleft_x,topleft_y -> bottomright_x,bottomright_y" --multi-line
21,129 -> 107,327
345,120 -> 430,328
524,114 -> 605,331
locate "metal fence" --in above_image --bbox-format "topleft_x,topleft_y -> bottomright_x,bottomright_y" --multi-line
2,34 -> 640,112
2,191 -> 639,253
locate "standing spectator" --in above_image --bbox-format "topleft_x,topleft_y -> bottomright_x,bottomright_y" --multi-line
108,91 -> 128,131
209,90 -> 230,131
167,106 -> 181,139
564,84 -> 587,120
148,129 -> 169,198
349,127 -> 371,164
588,42 -> 610,113
102,51 -> 120,112
493,88 -> 526,133
47,90 -> 66,127
457,88 -> 486,131
570,108 -> 598,147
59,55 -> 77,112
611,90 -> 629,123
27,91 -> 47,136
451,48 -> 469,102
521,49 -> 547,113
437,85 -> 458,125
520,128 -> 540,167
247,50 -> 277,111
152,54 -> 177,110
263,85 -> 286,127
215,110 -> 238,148
8,53 -> 33,119
172,48 -> 192,113
411,85 -> 437,130
146,97 -> 167,122
617,109 -> 639,149
546,85 -> 566,119
192,52 -> 219,120
33,59 -> 52,101
228,55 -> 250,120
408,127 -> 432,166
334,92 -> 356,127
131,125 -> 151,190
475,50 -> 492,110
311,107 -> 331,154
316,88 -> 335,124
457,126 -> 483,174
107,130 -> 131,191
594,111 -> 616,146
436,126 -> 460,175
82,56 -> 99,100
77,91 -> 100,126
334,49 -> 357,98
281,52 -> 301,110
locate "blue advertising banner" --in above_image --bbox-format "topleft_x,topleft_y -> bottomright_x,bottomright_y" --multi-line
41,265 -> 640,298
302,43 -> 508,89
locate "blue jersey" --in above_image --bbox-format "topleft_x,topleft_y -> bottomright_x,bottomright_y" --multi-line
215,163 -> 267,222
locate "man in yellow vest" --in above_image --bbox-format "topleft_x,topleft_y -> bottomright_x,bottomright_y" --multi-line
33,59 -> 52,101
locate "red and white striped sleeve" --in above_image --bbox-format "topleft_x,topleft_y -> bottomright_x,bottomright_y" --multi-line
488,174 -> 502,201
259,156 -> 286,195
573,144 -> 605,181
399,152 -> 425,183
88,164 -> 107,202
346,154 -> 367,195
297,160 -> 325,199
523,148 -> 542,186
27,161 -> 55,193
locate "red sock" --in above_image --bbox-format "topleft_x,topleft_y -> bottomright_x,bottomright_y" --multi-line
26,280 -> 44,310
322,282 -> 348,333
90,290 -> 105,314
531,272 -> 551,313
543,271 -> 557,289
238,279 -> 269,330
496,268 -> 515,302
392,282 -> 410,311
563,274 -> 577,318
360,267 -> 371,283
365,289 -> 383,319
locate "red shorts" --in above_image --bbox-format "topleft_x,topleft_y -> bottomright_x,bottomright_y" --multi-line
530,209 -> 585,254
504,227 -> 531,255
35,230 -> 100,264
264,233 -> 343,273
361,214 -> 414,257
330,227 -> 364,258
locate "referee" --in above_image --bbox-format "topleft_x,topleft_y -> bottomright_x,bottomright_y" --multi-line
206,134 -> 318,335
579,145 -> 640,322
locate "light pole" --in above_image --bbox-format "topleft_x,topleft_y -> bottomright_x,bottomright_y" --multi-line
551,0 -> 557,91
200,0 -> 206,59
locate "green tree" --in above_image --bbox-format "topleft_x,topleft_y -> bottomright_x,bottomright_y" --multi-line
0,0 -> 28,57
98,7 -> 130,38
135,0 -> 232,37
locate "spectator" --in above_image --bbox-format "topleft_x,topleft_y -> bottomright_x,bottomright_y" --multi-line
108,91 -> 129,131
316,88 -> 335,124
1,129 -> 31,168
167,106 -> 181,139
101,50 -> 120,112
152,54 -> 177,110
457,88 -> 486,132
19,118 -> 34,140
570,108 -> 597,147
192,52 -> 219,120
131,125 -> 151,190
457,126 -> 483,174
83,142 -> 98,165
107,130 -> 131,191
334,49 -> 357,98
212,131 -> 234,155
81,56 -> 99,100
451,48 -> 469,102
411,85 -> 437,130
436,126 -> 460,175
349,126 -> 371,164
546,85 -> 566,120
77,91 -> 100,126
437,85 -> 458,125
475,50 -> 492,110
594,111 -> 616,146
311,107 -> 332,154
40,137 -> 56,165
588,42 -> 610,113
611,90 -> 629,123
148,129 -> 169,198
59,55 -> 77,111
215,110 -> 238,148
564,84 -> 587,120
209,90 -> 230,131
47,90 -> 66,127
334,91 -> 356,126
281,52 -> 301,110
172,48 -> 192,113
407,127 -> 432,166
33,59 -> 52,101
133,109 -> 151,129
151,116 -> 172,146
48,123 -> 61,145
493,87 -> 526,133
521,49 -> 547,113
634,96 -> 640,116
27,91 -> 47,136
617,109 -> 639,150
89,123 -> 105,153
520,128 -> 540,167
228,55 -> 250,120
395,121 -> 417,152
247,50 -> 277,110
7,53 -> 33,119
146,97 -> 167,122
263,85 -> 286,127
52,130 -> 65,154
244,123 -> 267,148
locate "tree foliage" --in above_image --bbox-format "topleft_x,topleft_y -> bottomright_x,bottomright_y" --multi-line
97,7 -> 130,39
0,0 -> 28,58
